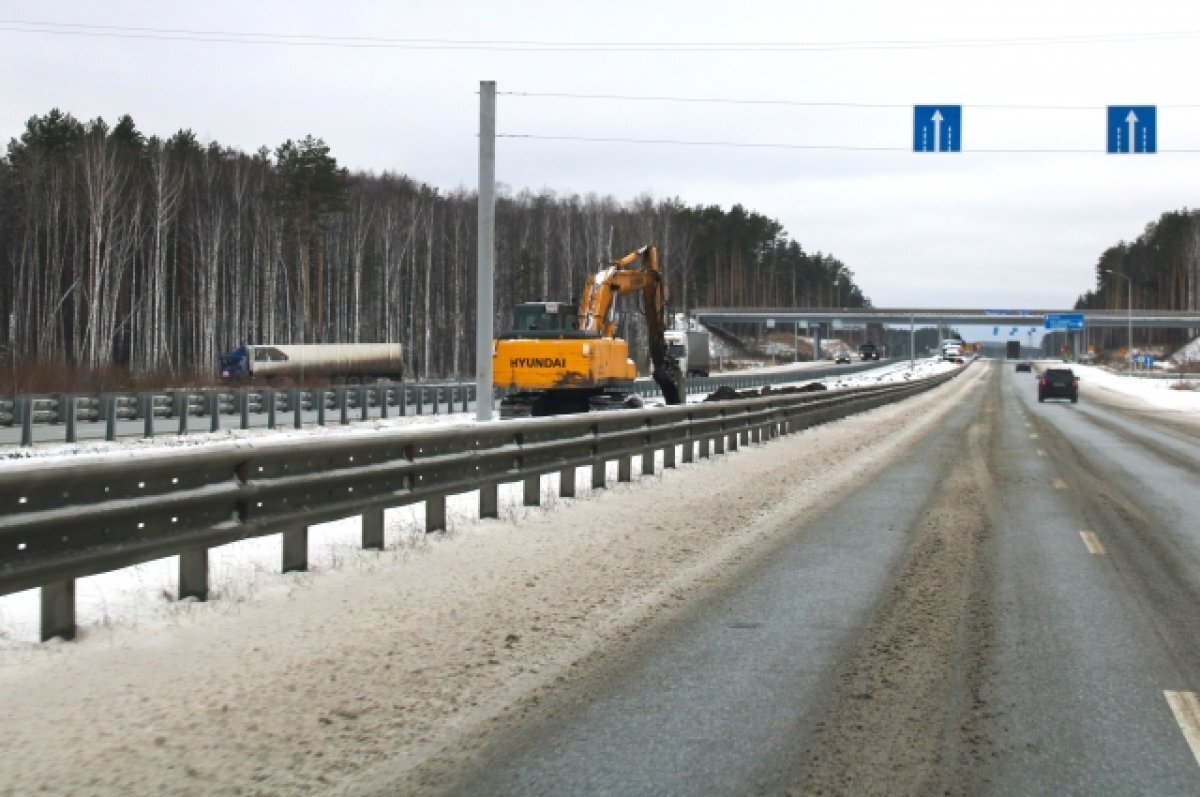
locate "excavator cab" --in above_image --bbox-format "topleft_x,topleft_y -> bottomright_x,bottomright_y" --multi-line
509,302 -> 590,337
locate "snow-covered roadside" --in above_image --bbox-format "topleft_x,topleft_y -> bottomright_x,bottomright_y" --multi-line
1059,362 -> 1200,414
0,363 -> 988,797
0,358 -> 956,647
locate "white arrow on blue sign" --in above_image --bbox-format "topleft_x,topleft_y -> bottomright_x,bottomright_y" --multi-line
914,105 -> 961,152
1107,106 -> 1156,153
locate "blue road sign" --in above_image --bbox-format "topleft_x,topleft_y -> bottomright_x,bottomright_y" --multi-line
914,105 -> 961,152
1044,313 -> 1085,330
1107,106 -> 1156,153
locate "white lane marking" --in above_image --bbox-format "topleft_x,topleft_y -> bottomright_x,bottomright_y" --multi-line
1052,478 -> 1068,491
1165,691 -> 1200,768
1029,434 -> 1039,440
1036,449 -> 1046,457
1079,531 -> 1106,555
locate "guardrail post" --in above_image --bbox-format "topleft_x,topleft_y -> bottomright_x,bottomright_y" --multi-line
432,387 -> 440,415
479,484 -> 498,518
64,395 -> 77,443
105,395 -> 117,442
641,448 -> 655,476
618,455 -> 632,482
462,384 -> 469,413
338,388 -> 349,425
416,386 -> 424,415
179,548 -> 208,601
209,391 -> 220,433
316,388 -> 326,426
40,581 -> 76,641
282,527 -> 308,572
378,385 -> 389,419
523,474 -> 540,506
175,393 -> 188,436
359,387 -> 369,422
239,390 -> 249,430
399,385 -> 407,416
292,389 -> 303,430
559,467 -> 576,498
426,495 -> 446,532
592,459 -> 606,489
714,430 -> 726,455
143,394 -> 155,438
663,443 -> 676,469
682,437 -> 694,464
699,438 -> 711,459
266,389 -> 277,430
362,508 -> 384,550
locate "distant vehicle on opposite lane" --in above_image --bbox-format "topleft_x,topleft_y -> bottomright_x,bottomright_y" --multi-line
1038,367 -> 1079,403
858,343 -> 879,361
835,353 -> 851,364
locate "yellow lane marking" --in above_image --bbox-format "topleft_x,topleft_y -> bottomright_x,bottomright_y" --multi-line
1052,478 -> 1068,491
1165,691 -> 1200,768
1079,531 -> 1106,555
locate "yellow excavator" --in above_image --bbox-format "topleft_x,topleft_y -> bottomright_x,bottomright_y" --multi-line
493,244 -> 686,418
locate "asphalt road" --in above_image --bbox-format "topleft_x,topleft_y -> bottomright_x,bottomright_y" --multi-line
418,361 -> 1200,796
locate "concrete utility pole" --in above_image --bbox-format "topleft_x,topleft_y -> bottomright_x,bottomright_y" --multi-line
476,81 -> 496,420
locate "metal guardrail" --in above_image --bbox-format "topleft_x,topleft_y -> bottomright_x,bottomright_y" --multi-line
0,362 -> 886,446
0,365 -> 962,642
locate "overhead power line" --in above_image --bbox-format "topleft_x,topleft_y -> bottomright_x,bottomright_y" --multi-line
3,19 -> 1200,52
497,133 -> 1200,154
500,92 -> 1200,111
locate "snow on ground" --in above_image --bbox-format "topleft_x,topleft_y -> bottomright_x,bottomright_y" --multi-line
0,357 -> 956,647
1169,335 -> 1200,364
1058,362 -> 1200,414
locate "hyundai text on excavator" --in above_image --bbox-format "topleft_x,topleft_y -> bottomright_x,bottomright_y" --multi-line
492,244 -> 686,418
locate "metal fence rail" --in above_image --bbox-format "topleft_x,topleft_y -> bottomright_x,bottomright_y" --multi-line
0,361 -> 887,446
0,366 -> 961,641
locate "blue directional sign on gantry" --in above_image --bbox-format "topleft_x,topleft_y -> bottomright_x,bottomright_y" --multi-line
1107,106 -> 1156,153
914,105 -> 961,152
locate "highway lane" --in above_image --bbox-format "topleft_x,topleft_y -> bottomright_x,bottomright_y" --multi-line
405,360 -> 1200,796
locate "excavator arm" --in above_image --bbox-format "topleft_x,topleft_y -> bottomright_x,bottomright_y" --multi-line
577,245 -> 685,405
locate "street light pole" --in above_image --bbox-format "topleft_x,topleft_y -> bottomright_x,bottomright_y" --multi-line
1103,269 -> 1132,369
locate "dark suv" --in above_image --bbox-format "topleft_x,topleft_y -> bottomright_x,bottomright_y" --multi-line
1038,368 -> 1079,403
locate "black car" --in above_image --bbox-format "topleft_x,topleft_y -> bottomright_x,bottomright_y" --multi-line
834,353 -> 851,364
1038,367 -> 1079,403
1015,361 -> 1032,372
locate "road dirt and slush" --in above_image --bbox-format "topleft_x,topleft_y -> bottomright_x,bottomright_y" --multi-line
1,364 -> 1000,796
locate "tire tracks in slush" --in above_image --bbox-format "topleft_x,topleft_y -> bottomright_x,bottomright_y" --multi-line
792,366 -> 1001,796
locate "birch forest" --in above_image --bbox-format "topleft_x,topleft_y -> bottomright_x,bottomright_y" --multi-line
0,110 -> 870,384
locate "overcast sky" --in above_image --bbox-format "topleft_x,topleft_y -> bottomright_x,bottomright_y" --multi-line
3,1 -> 1200,315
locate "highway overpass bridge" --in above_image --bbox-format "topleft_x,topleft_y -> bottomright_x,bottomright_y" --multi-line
693,307 -> 1200,330
692,307 -> 1200,360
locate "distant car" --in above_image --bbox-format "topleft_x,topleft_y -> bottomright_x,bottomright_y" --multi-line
835,353 -> 851,364
1015,362 -> 1032,372
1038,367 -> 1079,403
858,343 -> 880,361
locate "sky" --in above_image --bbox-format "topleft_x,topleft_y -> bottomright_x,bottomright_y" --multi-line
3,1 -> 1200,315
